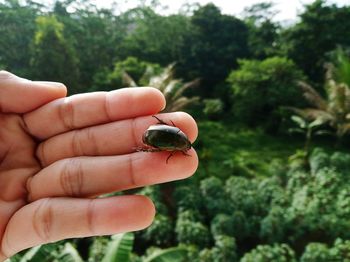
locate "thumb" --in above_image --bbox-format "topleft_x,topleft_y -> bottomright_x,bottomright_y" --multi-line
0,71 -> 67,113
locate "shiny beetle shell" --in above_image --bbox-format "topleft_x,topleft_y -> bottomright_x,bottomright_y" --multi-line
142,124 -> 191,151
138,115 -> 192,163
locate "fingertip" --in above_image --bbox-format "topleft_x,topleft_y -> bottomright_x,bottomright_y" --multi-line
107,87 -> 166,119
178,111 -> 198,143
0,70 -> 15,80
0,73 -> 68,113
170,148 -> 198,179
142,87 -> 166,112
109,195 -> 156,232
134,148 -> 198,185
134,195 -> 156,229
153,111 -> 198,143
34,81 -> 67,97
186,148 -> 199,178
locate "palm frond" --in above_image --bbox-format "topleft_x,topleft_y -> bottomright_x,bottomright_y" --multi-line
163,80 -> 180,96
172,78 -> 200,101
298,81 -> 327,110
101,233 -> 134,262
165,96 -> 200,112
286,107 -> 333,124
149,64 -> 175,91
125,63 -> 199,112
122,71 -> 137,87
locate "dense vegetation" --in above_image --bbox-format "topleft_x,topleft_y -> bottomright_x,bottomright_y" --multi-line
2,0 -> 350,261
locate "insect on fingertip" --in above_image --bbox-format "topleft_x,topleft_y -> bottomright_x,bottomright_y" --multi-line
140,115 -> 193,164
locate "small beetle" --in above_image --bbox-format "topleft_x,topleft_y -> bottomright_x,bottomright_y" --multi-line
138,115 -> 192,163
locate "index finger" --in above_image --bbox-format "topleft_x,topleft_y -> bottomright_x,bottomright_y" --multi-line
0,71 -> 67,114
23,87 -> 166,140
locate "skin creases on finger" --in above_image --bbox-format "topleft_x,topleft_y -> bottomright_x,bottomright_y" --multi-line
1,196 -> 155,257
36,111 -> 198,167
27,149 -> 198,201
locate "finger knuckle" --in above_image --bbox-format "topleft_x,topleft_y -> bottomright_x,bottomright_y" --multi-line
84,127 -> 99,156
86,199 -> 96,235
32,198 -> 53,242
128,154 -> 137,187
130,118 -> 139,148
72,130 -> 83,156
58,97 -> 76,130
0,70 -> 13,80
103,93 -> 113,122
60,158 -> 84,197
36,141 -> 48,167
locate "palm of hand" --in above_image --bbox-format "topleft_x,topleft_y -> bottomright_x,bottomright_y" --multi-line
0,113 -> 40,259
0,71 -> 198,261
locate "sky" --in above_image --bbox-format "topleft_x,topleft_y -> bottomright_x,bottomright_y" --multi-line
36,0 -> 349,22
90,0 -> 349,22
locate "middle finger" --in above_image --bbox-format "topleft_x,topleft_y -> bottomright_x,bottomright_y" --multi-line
37,112 -> 198,167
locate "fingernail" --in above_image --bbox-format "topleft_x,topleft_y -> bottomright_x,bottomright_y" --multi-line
35,81 -> 66,89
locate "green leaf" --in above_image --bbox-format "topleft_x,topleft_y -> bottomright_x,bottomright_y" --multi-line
144,247 -> 188,262
291,115 -> 306,128
19,244 -> 57,262
288,128 -> 304,134
57,243 -> 83,262
309,118 -> 325,128
101,233 -> 134,262
314,130 -> 333,136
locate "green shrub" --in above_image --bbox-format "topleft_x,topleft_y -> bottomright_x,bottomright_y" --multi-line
210,214 -> 235,237
309,148 -> 330,174
231,211 -> 249,240
141,214 -> 173,246
203,99 -> 224,119
199,235 -> 238,262
300,243 -> 331,262
228,56 -> 305,129
330,151 -> 350,173
329,238 -> 350,261
174,184 -> 203,213
259,206 -> 286,243
175,211 -> 210,248
92,56 -> 161,90
240,243 -> 296,262
200,177 -> 232,217
225,176 -> 259,214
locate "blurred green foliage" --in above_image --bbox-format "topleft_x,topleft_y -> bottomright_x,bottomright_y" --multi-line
228,57 -> 305,129
92,56 -> 161,91
283,0 -> 350,83
30,15 -> 80,92
241,244 -> 297,262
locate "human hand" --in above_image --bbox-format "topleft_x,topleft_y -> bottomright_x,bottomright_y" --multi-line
0,71 -> 198,261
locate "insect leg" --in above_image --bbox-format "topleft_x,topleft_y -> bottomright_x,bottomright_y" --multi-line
166,151 -> 176,164
152,115 -> 177,127
181,150 -> 191,157
152,115 -> 168,125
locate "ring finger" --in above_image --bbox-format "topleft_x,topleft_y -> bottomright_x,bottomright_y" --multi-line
27,149 -> 198,201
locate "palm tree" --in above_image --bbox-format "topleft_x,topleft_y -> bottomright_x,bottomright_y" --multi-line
123,64 -> 200,112
289,115 -> 326,152
331,46 -> 350,87
288,56 -> 350,144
